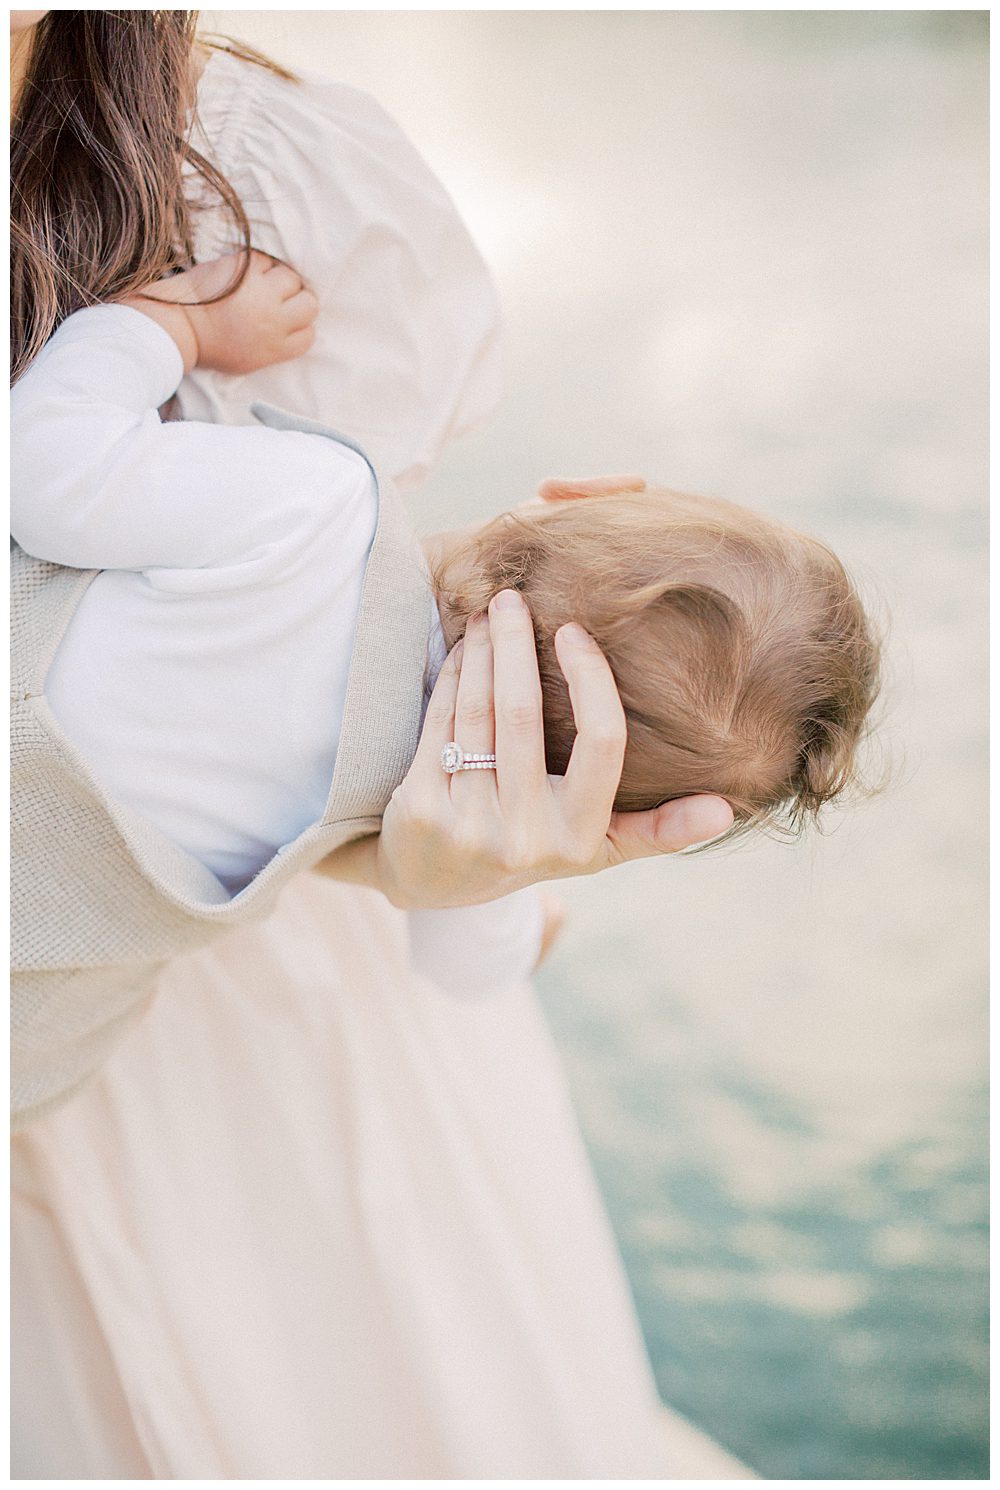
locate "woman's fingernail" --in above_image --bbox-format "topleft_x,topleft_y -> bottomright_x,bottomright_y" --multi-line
491,588 -> 523,612
557,622 -> 596,649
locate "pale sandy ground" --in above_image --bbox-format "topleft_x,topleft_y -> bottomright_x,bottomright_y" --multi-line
205,12 -> 987,1480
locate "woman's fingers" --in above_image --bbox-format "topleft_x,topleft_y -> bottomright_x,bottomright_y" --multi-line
552,622 -> 627,841
488,589 -> 550,812
605,794 -> 735,864
538,474 -> 647,502
451,614 -> 498,801
407,637 -> 463,791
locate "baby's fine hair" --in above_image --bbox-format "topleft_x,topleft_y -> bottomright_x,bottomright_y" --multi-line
431,487 -> 882,833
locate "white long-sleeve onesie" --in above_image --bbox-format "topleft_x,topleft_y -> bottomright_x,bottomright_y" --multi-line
11,305 -> 543,995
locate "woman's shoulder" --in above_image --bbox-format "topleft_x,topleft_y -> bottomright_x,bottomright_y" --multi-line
193,46 -> 445,202
183,43 -> 502,487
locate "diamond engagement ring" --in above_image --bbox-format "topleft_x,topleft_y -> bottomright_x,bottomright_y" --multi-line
441,742 -> 497,774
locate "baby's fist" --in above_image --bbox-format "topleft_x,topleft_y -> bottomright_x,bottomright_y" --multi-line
184,251 -> 319,375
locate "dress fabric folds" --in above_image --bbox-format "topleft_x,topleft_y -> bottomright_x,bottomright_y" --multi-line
13,878 -> 666,1477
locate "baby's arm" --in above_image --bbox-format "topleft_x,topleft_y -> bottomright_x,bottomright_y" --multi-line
11,253 -> 323,572
123,251 -> 318,379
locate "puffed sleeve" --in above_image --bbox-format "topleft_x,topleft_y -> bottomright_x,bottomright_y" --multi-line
179,50 -> 503,490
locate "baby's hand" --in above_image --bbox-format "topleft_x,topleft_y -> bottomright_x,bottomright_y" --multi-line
125,251 -> 319,376
185,251 -> 318,374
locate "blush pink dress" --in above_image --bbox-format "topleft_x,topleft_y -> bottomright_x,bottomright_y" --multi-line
10,49 -> 668,1478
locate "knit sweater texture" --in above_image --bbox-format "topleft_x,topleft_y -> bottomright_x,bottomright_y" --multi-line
10,405 -> 433,1128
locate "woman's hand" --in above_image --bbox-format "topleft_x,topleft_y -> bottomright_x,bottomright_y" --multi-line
365,587 -> 734,909
537,474 -> 647,501
124,250 -> 318,376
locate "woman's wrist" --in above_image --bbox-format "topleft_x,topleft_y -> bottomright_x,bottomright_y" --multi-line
315,828 -> 462,911
314,833 -> 385,894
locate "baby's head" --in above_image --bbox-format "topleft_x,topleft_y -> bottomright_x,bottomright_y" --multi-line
430,485 -> 881,832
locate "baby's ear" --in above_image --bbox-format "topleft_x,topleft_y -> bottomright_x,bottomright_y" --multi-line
796,719 -> 853,817
537,474 -> 647,502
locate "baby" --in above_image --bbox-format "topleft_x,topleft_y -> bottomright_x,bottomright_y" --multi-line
12,252 -> 880,933
430,484 -> 878,831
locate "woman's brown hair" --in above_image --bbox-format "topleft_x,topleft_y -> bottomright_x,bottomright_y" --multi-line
10,10 -> 290,385
432,489 -> 882,834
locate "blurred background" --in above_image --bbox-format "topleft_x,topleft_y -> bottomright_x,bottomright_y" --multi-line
208,11 -> 988,1479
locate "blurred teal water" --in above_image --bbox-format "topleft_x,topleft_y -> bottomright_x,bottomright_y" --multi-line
216,12 -> 988,1478
538,947 -> 987,1480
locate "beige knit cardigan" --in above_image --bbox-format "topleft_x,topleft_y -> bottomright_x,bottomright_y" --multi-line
10,405 -> 434,1129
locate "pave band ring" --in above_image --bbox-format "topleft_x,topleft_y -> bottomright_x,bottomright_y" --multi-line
441,742 -> 497,775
